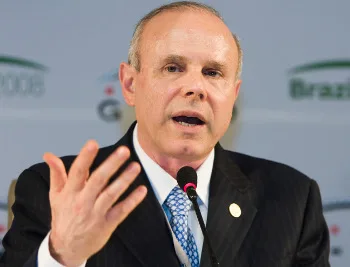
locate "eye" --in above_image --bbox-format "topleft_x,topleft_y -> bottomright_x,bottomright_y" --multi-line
203,69 -> 221,77
166,65 -> 182,73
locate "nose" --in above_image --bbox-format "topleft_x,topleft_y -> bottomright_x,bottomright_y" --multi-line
181,72 -> 208,101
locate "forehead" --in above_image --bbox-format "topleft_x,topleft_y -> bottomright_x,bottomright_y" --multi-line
139,9 -> 238,65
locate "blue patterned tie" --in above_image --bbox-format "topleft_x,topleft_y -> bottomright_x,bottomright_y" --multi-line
164,185 -> 200,267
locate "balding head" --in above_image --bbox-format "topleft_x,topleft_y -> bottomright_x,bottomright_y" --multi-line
128,1 -> 243,80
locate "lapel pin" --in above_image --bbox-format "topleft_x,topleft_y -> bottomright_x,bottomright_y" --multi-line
229,203 -> 241,218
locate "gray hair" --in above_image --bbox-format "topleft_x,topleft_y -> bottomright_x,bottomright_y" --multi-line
127,1 -> 243,79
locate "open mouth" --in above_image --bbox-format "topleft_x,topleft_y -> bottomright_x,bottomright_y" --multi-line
172,116 -> 205,127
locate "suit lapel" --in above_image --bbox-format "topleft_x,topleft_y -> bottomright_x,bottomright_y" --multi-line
200,144 -> 257,267
113,169 -> 180,267
102,122 -> 180,267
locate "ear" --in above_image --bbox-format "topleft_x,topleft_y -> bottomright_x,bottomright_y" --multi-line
233,79 -> 242,102
119,62 -> 136,106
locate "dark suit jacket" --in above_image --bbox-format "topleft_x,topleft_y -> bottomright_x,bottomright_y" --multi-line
0,122 -> 330,267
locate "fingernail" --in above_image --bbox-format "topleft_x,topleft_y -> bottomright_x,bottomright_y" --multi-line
116,146 -> 129,158
87,141 -> 97,151
43,153 -> 53,163
138,186 -> 147,194
128,163 -> 140,173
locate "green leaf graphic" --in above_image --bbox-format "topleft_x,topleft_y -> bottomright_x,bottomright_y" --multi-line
0,55 -> 48,71
289,60 -> 350,74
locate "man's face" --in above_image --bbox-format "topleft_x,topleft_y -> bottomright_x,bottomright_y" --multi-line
121,10 -> 241,161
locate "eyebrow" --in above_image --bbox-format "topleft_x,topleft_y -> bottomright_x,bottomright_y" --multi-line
161,55 -> 187,65
160,54 -> 227,71
205,60 -> 226,71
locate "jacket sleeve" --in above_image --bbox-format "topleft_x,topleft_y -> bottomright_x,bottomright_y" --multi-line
0,167 -> 52,267
295,179 -> 331,266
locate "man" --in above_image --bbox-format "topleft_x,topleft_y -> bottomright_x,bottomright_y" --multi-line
0,1 -> 330,266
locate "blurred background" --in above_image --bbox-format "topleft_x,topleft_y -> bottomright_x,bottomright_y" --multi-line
0,0 -> 349,265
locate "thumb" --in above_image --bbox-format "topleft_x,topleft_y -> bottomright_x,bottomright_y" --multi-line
43,152 -> 67,193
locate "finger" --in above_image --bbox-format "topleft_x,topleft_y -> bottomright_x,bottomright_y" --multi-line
105,185 -> 147,227
43,152 -> 67,193
83,146 -> 130,200
67,140 -> 99,191
94,162 -> 141,214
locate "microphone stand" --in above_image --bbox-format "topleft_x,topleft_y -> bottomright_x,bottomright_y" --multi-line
187,188 -> 219,267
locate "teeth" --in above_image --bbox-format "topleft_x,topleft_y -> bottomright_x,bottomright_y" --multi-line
178,121 -> 196,127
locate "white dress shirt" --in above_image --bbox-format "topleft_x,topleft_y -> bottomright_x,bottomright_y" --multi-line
38,123 -> 214,266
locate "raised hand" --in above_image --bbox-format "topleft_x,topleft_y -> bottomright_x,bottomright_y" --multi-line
43,140 -> 147,267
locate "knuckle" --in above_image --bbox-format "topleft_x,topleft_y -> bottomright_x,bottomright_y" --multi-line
119,201 -> 131,214
72,199 -> 87,215
73,167 -> 87,179
116,178 -> 129,192
120,169 -> 137,185
103,186 -> 116,202
93,169 -> 109,184
72,203 -> 83,215
122,196 -> 137,213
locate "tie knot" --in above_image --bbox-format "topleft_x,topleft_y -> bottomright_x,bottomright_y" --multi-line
164,186 -> 192,217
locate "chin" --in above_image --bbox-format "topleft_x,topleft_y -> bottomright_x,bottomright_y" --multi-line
166,140 -> 210,160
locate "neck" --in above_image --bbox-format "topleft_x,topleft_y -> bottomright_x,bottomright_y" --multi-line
153,154 -> 206,179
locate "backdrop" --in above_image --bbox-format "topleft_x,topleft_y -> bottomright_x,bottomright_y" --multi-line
1,1 -> 349,265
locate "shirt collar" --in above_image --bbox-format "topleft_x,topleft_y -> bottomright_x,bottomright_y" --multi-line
132,123 -> 214,207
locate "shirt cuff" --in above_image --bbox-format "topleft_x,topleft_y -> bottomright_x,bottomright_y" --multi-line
38,230 -> 87,267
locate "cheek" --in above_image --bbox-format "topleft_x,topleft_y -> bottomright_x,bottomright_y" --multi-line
212,95 -> 235,125
135,81 -> 170,117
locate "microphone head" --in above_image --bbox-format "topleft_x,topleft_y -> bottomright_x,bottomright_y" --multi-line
176,166 -> 198,193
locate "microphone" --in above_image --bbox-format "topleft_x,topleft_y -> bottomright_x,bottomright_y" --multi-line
176,166 -> 220,267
